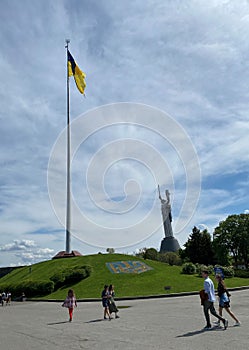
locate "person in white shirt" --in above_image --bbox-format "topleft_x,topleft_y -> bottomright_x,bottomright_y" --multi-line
201,270 -> 228,330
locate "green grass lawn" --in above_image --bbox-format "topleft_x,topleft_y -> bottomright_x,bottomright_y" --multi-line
0,254 -> 248,300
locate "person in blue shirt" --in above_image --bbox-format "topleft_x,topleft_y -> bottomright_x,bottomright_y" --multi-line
201,270 -> 228,330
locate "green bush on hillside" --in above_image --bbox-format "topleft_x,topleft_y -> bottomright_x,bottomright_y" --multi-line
234,269 -> 249,278
63,267 -> 91,284
143,248 -> 159,261
21,280 -> 54,296
196,264 -> 214,276
195,265 -> 234,278
50,265 -> 92,290
159,252 -> 182,266
0,280 -> 55,298
222,266 -> 234,278
0,264 -> 92,298
50,272 -> 65,289
182,262 -> 196,275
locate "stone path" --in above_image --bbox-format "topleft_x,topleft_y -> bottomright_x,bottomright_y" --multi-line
1,290 -> 248,349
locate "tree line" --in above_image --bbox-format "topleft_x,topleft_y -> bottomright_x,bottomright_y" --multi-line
137,213 -> 249,269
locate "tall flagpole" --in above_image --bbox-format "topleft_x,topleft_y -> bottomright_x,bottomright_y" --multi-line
65,39 -> 71,253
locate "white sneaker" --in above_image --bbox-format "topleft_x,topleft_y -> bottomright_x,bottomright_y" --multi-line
234,322 -> 241,327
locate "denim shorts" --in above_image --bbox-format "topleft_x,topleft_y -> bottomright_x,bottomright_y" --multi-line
219,293 -> 230,308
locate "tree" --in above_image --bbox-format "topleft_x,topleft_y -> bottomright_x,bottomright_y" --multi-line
213,214 -> 249,268
106,248 -> 115,254
143,248 -> 159,261
212,239 -> 231,266
182,226 -> 214,265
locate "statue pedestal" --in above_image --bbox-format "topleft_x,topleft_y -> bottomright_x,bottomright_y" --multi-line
160,236 -> 180,253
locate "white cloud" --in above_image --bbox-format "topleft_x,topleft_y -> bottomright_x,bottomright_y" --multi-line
15,248 -> 55,264
0,239 -> 54,265
0,240 -> 36,252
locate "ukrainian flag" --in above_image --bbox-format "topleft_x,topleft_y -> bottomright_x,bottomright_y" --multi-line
67,50 -> 86,94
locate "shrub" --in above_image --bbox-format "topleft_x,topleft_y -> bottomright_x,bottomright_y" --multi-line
50,265 -> 92,290
159,252 -> 182,266
212,265 -> 234,278
143,248 -> 159,261
223,266 -> 234,278
64,266 -> 92,284
182,262 -> 196,275
64,269 -> 86,284
2,280 -> 55,298
1,264 -> 93,298
50,272 -> 66,289
196,264 -> 214,276
234,269 -> 249,278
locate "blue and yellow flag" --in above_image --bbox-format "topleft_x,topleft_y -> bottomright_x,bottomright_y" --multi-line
67,50 -> 86,94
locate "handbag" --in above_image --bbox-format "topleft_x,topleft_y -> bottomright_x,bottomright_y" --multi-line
109,299 -> 118,313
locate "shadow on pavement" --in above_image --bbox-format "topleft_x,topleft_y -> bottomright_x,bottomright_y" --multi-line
85,318 -> 107,323
47,321 -> 69,325
176,327 -> 224,337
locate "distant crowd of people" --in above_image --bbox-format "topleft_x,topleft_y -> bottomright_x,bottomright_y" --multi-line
0,291 -> 11,306
0,291 -> 27,305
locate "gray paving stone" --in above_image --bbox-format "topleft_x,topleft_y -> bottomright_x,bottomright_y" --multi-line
0,290 -> 248,350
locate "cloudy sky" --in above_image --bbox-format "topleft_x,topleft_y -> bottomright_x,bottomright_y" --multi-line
0,0 -> 249,267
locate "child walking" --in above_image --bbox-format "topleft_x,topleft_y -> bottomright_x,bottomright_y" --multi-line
62,289 -> 77,322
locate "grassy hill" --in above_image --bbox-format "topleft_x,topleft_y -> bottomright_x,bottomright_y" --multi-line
0,254 -> 248,300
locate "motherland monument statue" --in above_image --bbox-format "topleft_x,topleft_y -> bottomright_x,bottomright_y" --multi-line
158,185 -> 180,253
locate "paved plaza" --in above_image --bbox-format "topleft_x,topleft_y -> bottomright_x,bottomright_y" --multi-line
0,290 -> 248,350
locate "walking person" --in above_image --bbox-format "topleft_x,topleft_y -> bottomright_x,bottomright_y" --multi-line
201,270 -> 228,330
215,274 -> 240,326
101,285 -> 111,320
108,284 -> 120,319
1,291 -> 6,305
62,289 -> 77,322
6,292 -> 11,305
21,292 -> 26,302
